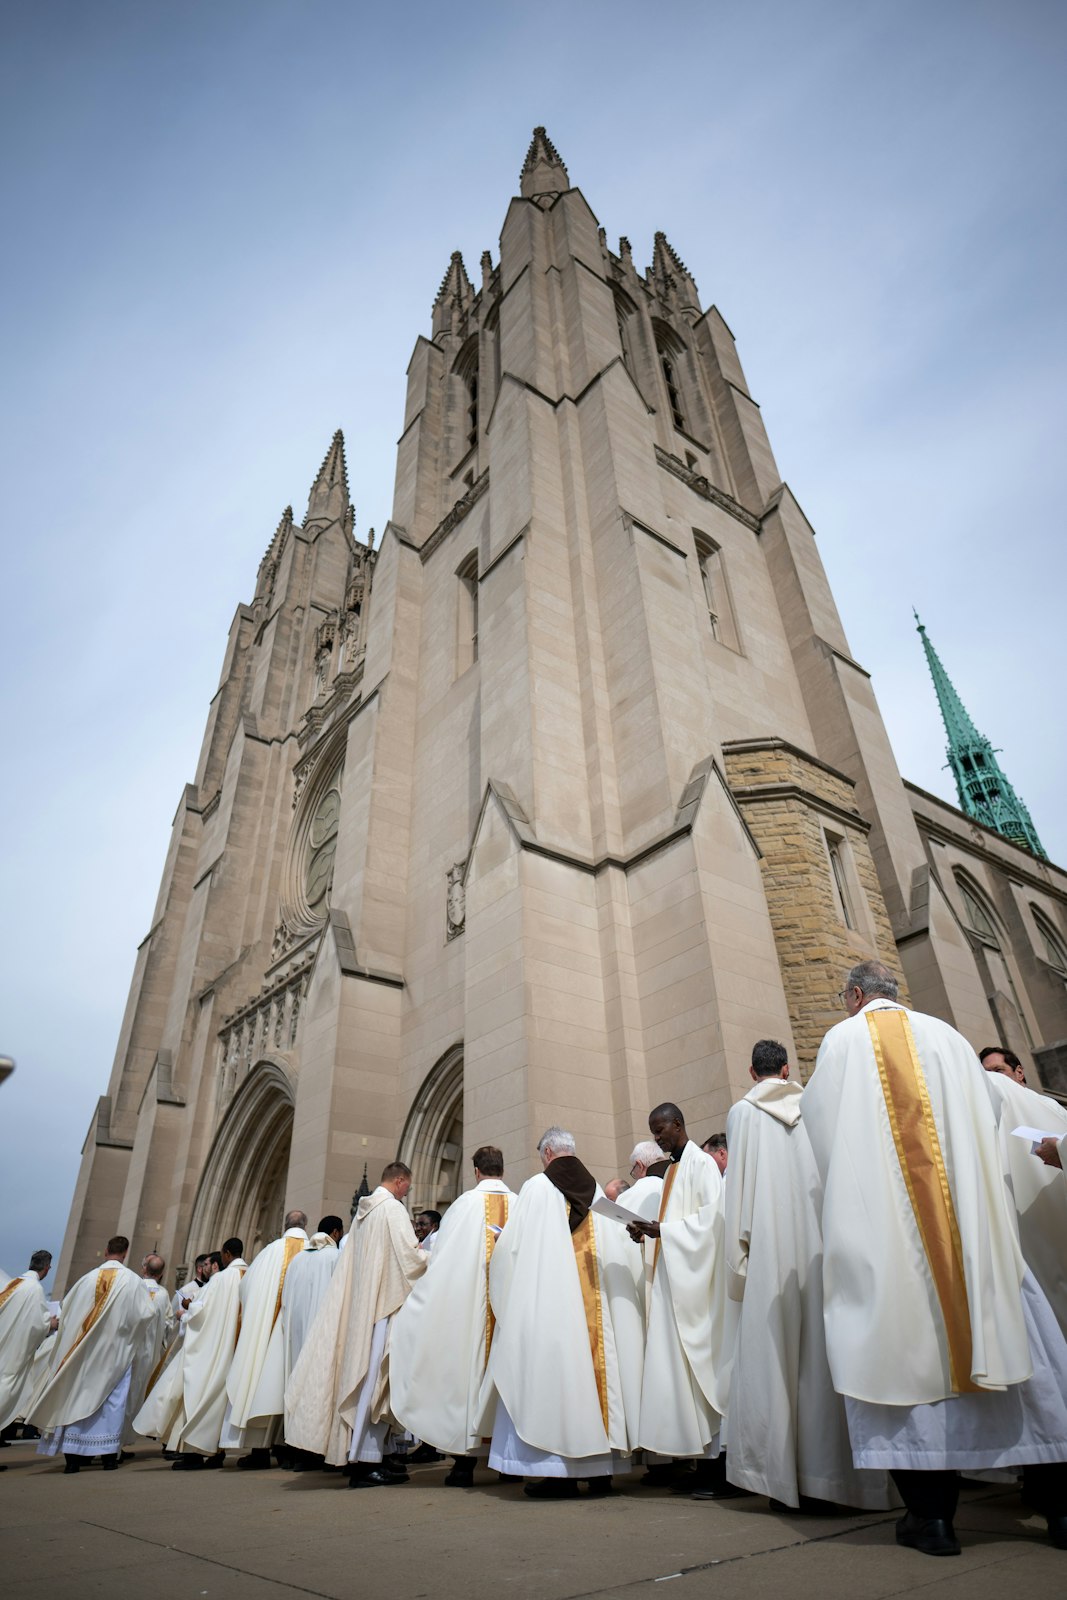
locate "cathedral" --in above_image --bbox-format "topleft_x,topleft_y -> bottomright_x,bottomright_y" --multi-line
56,130 -> 1067,1287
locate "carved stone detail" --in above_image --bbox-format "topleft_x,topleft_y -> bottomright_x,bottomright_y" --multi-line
654,446 -> 761,532
446,860 -> 467,940
420,470 -> 489,565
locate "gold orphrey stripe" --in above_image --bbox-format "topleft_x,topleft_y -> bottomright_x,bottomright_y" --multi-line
482,1193 -> 509,1365
866,1008 -> 978,1394
270,1237 -> 307,1332
0,1277 -> 25,1314
56,1268 -> 115,1374
651,1160 -> 679,1278
570,1209 -> 610,1434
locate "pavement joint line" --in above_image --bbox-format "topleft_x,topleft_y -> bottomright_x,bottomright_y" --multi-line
77,1518 -> 340,1600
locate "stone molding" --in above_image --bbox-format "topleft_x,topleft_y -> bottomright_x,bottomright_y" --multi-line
654,446 -> 761,532
419,468 -> 489,564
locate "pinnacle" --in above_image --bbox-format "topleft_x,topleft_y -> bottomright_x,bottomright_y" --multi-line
520,125 -> 570,199
433,250 -> 473,307
305,428 -> 350,523
653,231 -> 698,295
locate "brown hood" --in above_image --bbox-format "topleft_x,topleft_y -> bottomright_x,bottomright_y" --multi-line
543,1155 -> 597,1233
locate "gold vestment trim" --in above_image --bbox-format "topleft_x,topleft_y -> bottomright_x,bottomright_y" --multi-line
652,1160 -> 678,1278
866,1008 -> 978,1393
483,1193 -> 509,1366
0,1277 -> 24,1313
270,1237 -> 307,1332
569,1208 -> 609,1434
56,1267 -> 115,1374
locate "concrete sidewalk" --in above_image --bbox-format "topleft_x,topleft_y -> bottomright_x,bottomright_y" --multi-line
0,1441 -> 1061,1599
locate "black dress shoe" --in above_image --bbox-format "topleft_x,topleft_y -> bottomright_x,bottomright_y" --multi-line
63,1456 -> 81,1475
101,1454 -> 120,1471
497,1473 -> 523,1484
236,1449 -> 272,1470
445,1465 -> 475,1487
409,1443 -> 444,1463
895,1513 -> 960,1557
348,1467 -> 403,1488
1047,1514 -> 1067,1550
584,1477 -> 613,1497
172,1455 -> 205,1471
204,1452 -> 226,1469
641,1465 -> 676,1487
523,1478 -> 578,1499
691,1484 -> 753,1501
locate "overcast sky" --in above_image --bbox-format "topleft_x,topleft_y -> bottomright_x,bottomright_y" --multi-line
1,0 -> 1064,1282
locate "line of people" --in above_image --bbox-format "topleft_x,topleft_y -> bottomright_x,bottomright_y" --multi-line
3,959 -> 1066,1559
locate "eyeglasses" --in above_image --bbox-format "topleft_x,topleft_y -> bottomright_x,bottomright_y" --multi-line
629,1163 -> 640,1178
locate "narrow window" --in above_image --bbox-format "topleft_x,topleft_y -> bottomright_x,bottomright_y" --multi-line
693,532 -> 740,652
825,833 -> 857,930
456,553 -> 479,674
661,353 -> 685,430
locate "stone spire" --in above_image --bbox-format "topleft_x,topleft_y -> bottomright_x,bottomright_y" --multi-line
520,125 -> 569,202
431,250 -> 475,340
304,429 -> 349,525
652,231 -> 700,315
915,611 -> 1045,858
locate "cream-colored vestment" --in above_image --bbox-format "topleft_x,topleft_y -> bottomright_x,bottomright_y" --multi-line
805,999 -> 1067,1470
280,1234 -> 340,1389
221,1226 -> 307,1450
0,1273 -> 52,1430
636,1139 -> 730,1457
391,1178 -> 514,1456
485,1171 -> 644,1477
30,1262 -> 156,1456
134,1258 -> 247,1454
724,1080 -> 891,1508
982,1071 -> 1067,1340
285,1190 -> 425,1466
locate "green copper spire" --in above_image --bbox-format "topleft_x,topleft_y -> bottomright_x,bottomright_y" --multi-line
915,611 -> 1046,858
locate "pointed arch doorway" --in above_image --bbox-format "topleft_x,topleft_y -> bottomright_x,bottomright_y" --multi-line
399,1046 -> 464,1215
186,1057 -> 295,1262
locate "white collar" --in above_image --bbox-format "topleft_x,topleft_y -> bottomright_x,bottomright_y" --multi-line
474,1178 -> 510,1192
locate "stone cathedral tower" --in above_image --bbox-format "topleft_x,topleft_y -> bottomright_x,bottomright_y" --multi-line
56,129 -> 1067,1285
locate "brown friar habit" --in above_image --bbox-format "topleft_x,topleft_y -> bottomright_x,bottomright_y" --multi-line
544,1156 -> 597,1233
646,1158 -> 671,1179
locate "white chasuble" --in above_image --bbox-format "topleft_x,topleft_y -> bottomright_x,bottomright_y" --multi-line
221,1226 -> 307,1448
30,1263 -> 157,1452
485,1170 -> 644,1468
636,1139 -> 730,1457
0,1274 -> 52,1430
280,1235 -> 340,1388
134,1259 -> 247,1454
391,1179 -> 514,1456
724,1081 -> 891,1509
982,1071 -> 1067,1340
284,1189 -> 425,1465
804,1000 -> 1029,1405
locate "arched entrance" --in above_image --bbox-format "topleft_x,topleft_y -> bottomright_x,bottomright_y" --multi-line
399,1046 -> 463,1215
186,1057 -> 295,1262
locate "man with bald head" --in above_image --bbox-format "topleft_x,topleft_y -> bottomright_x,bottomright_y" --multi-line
628,1103 -> 731,1491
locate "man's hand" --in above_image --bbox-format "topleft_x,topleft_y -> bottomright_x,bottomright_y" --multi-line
1035,1137 -> 1063,1170
48,1314 -> 59,1333
626,1220 -> 660,1242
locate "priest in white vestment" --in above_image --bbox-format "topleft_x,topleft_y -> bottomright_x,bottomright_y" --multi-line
173,1255 -> 212,1323
725,1040 -> 892,1510
0,1251 -> 55,1432
627,1103 -> 732,1491
285,1163 -> 427,1485
281,1218 -> 344,1385
805,960 -> 1067,1556
391,1146 -> 515,1484
220,1211 -> 308,1467
981,1064 -> 1067,1340
134,1237 -> 248,1468
30,1235 -> 157,1472
486,1127 -> 645,1498
141,1254 -> 176,1360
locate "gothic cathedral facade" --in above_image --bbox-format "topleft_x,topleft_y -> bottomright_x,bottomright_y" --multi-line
56,131 -> 1067,1284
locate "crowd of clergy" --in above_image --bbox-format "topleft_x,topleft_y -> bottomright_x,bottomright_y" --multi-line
3,960 -> 1067,1561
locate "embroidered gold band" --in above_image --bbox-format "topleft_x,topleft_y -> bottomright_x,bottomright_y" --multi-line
652,1160 -> 678,1278
570,1209 -> 609,1433
56,1268 -> 115,1374
0,1277 -> 24,1313
483,1193 -> 509,1365
270,1237 -> 307,1332
867,1008 -> 978,1393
